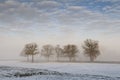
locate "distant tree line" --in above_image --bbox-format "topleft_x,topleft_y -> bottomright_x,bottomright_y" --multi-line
21,39 -> 100,62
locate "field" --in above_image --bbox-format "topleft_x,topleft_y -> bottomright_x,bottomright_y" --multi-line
0,61 -> 120,80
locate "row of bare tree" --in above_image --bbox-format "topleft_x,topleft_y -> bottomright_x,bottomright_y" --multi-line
21,39 -> 100,62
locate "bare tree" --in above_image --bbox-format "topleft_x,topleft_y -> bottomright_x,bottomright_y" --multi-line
21,43 -> 39,62
21,48 -> 30,62
41,44 -> 54,61
63,44 -> 79,62
55,45 -> 63,61
82,39 -> 100,62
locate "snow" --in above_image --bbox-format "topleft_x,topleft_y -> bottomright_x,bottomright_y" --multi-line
0,61 -> 120,80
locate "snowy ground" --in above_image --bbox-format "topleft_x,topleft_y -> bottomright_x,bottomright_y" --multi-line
0,61 -> 120,80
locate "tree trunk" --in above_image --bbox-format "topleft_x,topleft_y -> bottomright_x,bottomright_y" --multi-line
47,56 -> 49,62
73,57 -> 76,62
32,55 -> 34,63
57,56 -> 59,62
90,56 -> 94,62
27,56 -> 29,62
69,57 -> 72,62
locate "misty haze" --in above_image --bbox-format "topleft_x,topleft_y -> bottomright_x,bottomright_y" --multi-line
0,0 -> 120,80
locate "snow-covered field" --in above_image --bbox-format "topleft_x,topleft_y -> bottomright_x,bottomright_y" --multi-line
0,61 -> 120,80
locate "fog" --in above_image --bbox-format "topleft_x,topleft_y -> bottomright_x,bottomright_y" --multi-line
0,35 -> 120,62
0,0 -> 120,62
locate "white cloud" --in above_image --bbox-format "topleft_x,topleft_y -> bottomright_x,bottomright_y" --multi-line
67,6 -> 85,11
103,4 -> 120,18
37,1 -> 61,8
94,0 -> 120,18
86,20 -> 120,32
56,6 -> 107,26
96,0 -> 120,2
0,0 -> 119,37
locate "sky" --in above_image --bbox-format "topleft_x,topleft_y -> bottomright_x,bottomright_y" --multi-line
0,0 -> 120,61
